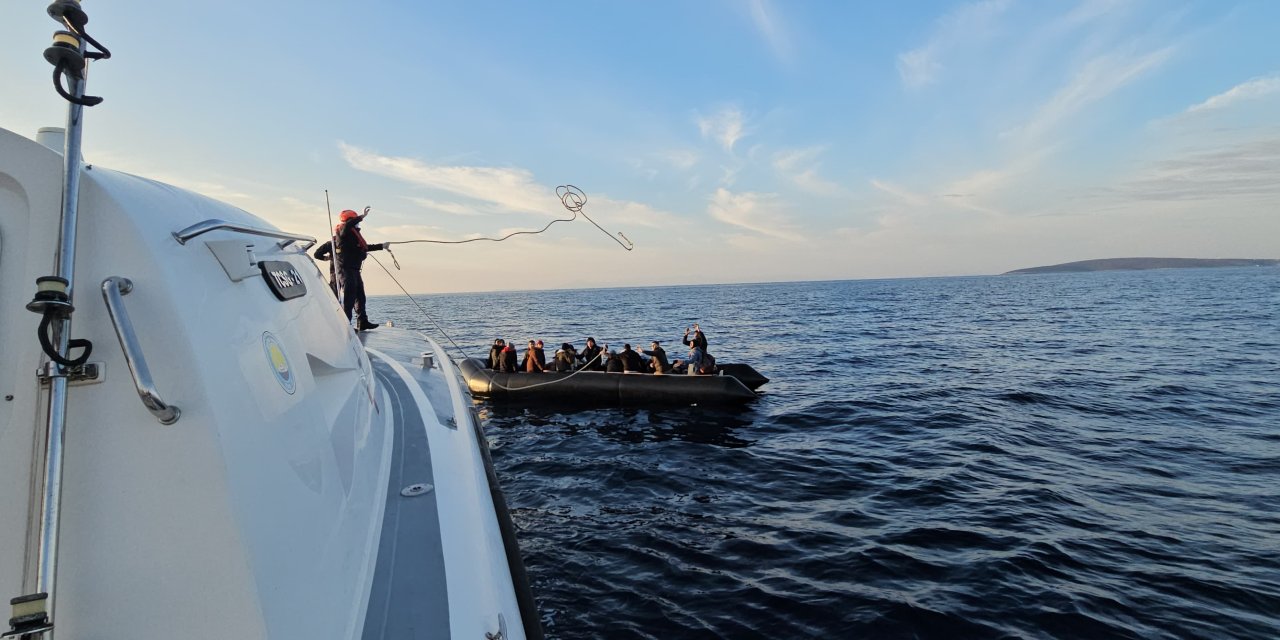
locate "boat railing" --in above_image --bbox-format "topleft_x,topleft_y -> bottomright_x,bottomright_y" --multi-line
101,277 -> 181,425
172,218 -> 317,251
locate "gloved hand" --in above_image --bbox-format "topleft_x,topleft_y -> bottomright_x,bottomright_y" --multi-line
368,243 -> 385,251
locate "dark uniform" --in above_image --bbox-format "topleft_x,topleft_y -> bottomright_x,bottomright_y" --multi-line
313,209 -> 384,330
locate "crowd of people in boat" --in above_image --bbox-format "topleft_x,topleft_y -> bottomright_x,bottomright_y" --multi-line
485,324 -> 716,375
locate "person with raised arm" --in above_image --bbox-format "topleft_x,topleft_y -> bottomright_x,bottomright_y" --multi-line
312,207 -> 386,331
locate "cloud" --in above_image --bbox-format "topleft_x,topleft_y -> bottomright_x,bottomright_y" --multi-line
791,169 -> 845,197
772,146 -> 823,172
897,49 -> 942,91
708,188 -> 803,241
869,179 -> 929,207
589,196 -> 683,230
696,107 -> 748,153
1184,75 -> 1280,115
658,149 -> 699,170
1060,0 -> 1129,29
405,197 -> 481,216
746,0 -> 793,63
1098,135 -> 1280,204
339,141 -> 558,216
1007,45 -> 1174,143
942,145 -> 1055,200
897,0 -> 1012,89
369,224 -> 449,243
773,146 -> 845,196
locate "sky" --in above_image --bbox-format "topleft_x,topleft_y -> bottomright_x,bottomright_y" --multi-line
2,0 -> 1278,294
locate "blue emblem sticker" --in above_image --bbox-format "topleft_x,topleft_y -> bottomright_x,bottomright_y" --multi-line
262,332 -> 295,394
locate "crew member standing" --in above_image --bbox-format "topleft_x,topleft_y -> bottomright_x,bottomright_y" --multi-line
313,208 -> 386,331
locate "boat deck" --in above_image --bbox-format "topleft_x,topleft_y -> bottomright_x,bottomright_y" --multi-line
358,328 -> 541,640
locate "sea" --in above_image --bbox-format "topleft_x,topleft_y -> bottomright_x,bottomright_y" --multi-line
369,266 -> 1279,640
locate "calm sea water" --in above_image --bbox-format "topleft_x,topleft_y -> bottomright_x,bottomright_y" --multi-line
369,267 -> 1280,639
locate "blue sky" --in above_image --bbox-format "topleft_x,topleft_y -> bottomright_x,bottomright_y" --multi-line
3,0 -> 1277,293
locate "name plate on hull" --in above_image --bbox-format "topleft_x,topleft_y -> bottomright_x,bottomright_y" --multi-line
259,260 -> 307,301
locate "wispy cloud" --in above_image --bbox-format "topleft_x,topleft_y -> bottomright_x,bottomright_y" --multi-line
1098,135 -> 1280,204
772,146 -> 823,172
870,179 -> 929,207
405,197 -> 481,216
658,149 -> 699,170
897,0 -> 1012,89
589,196 -> 683,230
341,141 -> 679,244
942,145 -> 1055,200
1060,0 -> 1129,29
746,0 -> 793,63
339,141 -> 557,215
773,146 -> 844,196
371,224 -> 449,242
708,188 -> 803,241
697,107 -> 748,153
1184,75 -> 1280,115
1006,45 -> 1174,143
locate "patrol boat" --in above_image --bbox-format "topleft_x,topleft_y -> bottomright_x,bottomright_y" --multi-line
1,3 -> 540,638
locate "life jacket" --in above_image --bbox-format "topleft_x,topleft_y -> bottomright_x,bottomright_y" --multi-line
334,220 -> 369,266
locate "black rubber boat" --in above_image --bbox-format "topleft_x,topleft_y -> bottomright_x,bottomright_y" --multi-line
458,358 -> 768,405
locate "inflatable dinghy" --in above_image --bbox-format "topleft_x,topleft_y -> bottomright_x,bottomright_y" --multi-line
458,358 -> 768,405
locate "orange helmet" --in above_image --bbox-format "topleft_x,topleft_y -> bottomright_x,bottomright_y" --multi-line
339,209 -> 359,222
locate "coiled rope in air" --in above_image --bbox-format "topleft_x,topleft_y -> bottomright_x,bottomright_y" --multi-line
363,184 -> 626,391
383,185 -> 634,251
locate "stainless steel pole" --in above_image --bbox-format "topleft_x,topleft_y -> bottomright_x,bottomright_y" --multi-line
33,43 -> 89,634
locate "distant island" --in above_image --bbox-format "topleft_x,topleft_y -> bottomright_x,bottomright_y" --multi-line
1004,257 -> 1279,275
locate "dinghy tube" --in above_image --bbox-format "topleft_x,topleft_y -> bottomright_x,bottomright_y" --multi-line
458,358 -> 762,405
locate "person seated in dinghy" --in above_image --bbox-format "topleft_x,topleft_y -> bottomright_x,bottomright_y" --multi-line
487,338 -> 506,370
520,340 -> 546,372
683,323 -> 708,353
578,337 -> 605,371
554,343 -> 578,372
680,340 -> 708,375
498,341 -> 519,373
604,349 -> 624,373
620,343 -> 645,373
643,341 -> 671,375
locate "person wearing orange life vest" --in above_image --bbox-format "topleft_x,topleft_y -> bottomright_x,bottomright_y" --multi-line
312,208 -> 386,331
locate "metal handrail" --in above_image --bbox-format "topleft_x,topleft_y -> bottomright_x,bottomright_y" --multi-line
101,277 -> 181,425
172,219 -> 317,251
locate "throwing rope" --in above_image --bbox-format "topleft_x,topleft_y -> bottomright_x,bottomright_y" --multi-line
383,185 -> 634,251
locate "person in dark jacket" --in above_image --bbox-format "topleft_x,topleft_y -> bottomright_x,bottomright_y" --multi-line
683,323 -> 708,353
534,340 -> 547,370
487,339 -> 506,370
498,342 -> 518,373
604,350 -> 624,373
642,341 -> 670,374
555,343 -> 577,372
579,337 -> 605,371
620,344 -> 644,372
520,340 -> 545,372
313,208 -> 386,330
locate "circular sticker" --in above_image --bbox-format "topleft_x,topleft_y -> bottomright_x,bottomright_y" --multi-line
262,332 -> 295,394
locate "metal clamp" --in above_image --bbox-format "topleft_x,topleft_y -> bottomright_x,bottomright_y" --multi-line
172,219 -> 317,251
100,277 -> 180,424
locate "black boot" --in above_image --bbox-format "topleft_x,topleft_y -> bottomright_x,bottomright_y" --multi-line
357,317 -> 379,332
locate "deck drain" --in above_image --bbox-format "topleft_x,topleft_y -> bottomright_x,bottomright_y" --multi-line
400,483 -> 433,497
